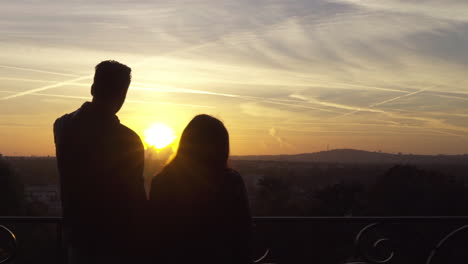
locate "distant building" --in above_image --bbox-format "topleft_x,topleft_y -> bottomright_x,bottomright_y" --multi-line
24,185 -> 61,215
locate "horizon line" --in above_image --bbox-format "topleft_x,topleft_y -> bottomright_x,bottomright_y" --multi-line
3,148 -> 468,158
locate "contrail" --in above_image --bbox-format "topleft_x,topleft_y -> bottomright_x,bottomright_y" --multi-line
0,31 -> 216,101
430,93 -> 468,101
0,39 -> 217,101
125,99 -> 214,108
0,90 -> 90,100
334,89 -> 426,119
133,81 -> 405,107
132,85 -> 254,99
0,10 -> 407,102
132,83 -> 343,113
133,86 -> 242,98
31,93 -> 89,100
282,120 -> 467,137
132,81 -> 263,100
426,128 -> 466,138
261,100 -> 343,113
24,92 -> 214,108
0,75 -> 92,100
0,77 -> 58,84
369,89 -> 426,107
288,93 -> 386,114
314,99 -> 386,113
0,64 -> 80,77
0,12 -> 396,103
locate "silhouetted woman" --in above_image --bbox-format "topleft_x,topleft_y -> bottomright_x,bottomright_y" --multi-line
149,114 -> 252,264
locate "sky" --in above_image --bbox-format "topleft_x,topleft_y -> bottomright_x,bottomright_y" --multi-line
1,0 -> 468,156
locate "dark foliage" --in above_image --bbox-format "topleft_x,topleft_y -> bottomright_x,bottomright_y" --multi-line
0,155 -> 24,216
252,164 -> 468,216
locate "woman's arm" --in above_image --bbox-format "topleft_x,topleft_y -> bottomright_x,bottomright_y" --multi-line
228,169 -> 254,264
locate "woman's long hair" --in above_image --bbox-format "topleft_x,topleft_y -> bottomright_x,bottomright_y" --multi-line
163,114 -> 230,175
151,115 -> 250,264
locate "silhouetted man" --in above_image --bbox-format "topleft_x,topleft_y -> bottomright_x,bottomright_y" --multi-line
54,61 -> 146,263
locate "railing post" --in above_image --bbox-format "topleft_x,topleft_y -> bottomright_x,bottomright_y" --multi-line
56,221 -> 67,264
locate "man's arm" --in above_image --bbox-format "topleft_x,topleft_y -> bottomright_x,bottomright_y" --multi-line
126,130 -> 147,202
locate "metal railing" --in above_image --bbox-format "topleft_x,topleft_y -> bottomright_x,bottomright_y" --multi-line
2,216 -> 468,263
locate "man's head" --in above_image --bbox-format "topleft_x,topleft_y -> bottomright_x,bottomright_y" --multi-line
91,60 -> 131,114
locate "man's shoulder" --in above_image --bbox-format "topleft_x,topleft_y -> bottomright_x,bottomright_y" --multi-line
117,123 -> 140,138
53,111 -> 78,139
117,124 -> 144,147
54,107 -> 82,126
54,112 -> 72,127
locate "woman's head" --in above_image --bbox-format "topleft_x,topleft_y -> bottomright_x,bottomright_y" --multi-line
175,114 -> 229,168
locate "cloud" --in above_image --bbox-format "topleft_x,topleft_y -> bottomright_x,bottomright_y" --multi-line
0,91 -> 214,108
330,0 -> 468,22
0,64 -> 79,77
334,89 -> 426,118
0,77 -> 59,84
240,102 -> 292,119
269,127 -> 283,145
131,83 -> 252,99
269,127 -> 293,148
2,0 -> 468,155
0,75 -> 92,100
289,92 -> 387,114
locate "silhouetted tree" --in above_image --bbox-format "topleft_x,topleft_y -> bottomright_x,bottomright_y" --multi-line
0,155 -> 24,215
256,175 -> 304,215
367,165 -> 468,215
312,181 -> 365,216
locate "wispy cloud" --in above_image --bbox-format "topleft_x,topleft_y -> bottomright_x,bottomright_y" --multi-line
131,84 -> 252,99
335,89 -> 426,118
269,127 -> 295,149
331,0 -> 468,22
0,90 -> 214,108
125,99 -> 214,108
2,0 -> 468,155
0,75 -> 92,100
0,64 -> 80,77
289,93 -> 387,114
369,89 -> 426,108
0,77 -> 59,84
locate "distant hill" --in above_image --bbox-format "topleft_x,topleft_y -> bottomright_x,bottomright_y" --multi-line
232,149 -> 468,164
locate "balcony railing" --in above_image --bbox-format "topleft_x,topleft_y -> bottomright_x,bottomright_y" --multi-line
1,216 -> 468,263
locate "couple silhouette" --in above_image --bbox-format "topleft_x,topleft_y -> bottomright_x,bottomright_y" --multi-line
53,61 -> 252,264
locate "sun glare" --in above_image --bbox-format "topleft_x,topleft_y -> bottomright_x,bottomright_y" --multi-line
144,123 -> 176,149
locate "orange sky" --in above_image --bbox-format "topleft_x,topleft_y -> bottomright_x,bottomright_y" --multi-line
1,0 -> 468,156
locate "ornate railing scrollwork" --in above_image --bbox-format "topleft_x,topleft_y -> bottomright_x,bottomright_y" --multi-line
2,216 -> 468,263
0,225 -> 17,264
252,222 -> 271,264
354,223 -> 395,264
426,224 -> 468,264
254,248 -> 270,263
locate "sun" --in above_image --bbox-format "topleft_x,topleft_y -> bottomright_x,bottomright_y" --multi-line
144,123 -> 176,149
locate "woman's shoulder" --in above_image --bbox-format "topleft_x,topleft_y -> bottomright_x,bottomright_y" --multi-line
224,168 -> 246,188
226,168 -> 241,177
149,169 -> 181,200
225,168 -> 243,182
